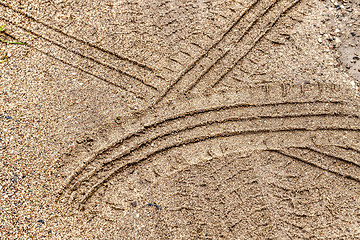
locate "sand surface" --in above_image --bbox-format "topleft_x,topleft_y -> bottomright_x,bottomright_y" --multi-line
1,0 -> 360,239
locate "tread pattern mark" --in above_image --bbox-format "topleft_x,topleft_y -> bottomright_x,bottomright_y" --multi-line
260,150 -> 360,239
59,83 -> 352,196
155,0 -> 305,105
95,149 -> 360,239
58,83 -> 360,205
0,3 -> 163,99
271,148 -> 360,183
80,128 -> 360,205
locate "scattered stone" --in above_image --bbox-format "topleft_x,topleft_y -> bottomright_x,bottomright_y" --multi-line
37,219 -> 45,224
147,203 -> 162,210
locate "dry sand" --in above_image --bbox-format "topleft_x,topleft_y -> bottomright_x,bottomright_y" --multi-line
1,0 -> 360,239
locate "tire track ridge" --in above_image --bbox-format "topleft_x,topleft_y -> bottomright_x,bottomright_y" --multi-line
0,17 -> 159,92
338,146 -> 360,154
58,99 -> 349,194
59,83 -> 359,198
101,114 -> 358,170
68,111 -> 357,193
71,113 -> 360,194
153,0 -> 261,105
271,149 -> 360,183
0,2 -> 156,73
1,30 -> 145,99
79,127 -> 360,205
210,0 -> 303,89
183,0 -> 281,94
302,146 -> 360,169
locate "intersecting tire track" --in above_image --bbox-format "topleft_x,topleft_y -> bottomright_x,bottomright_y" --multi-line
1,0 -> 307,104
58,83 -> 360,206
155,0 -> 306,105
0,2 -> 164,100
3,0 -> 360,238
0,0 -> 251,101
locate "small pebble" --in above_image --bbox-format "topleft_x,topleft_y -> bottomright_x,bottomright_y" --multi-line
147,203 -> 162,210
37,219 -> 45,224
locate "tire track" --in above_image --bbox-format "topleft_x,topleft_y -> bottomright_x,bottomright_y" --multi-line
60,100 -> 347,192
67,110 -> 356,194
58,83 -> 360,206
155,0 -> 304,104
79,127 -> 360,205
62,109 -> 360,203
0,2 -> 154,71
271,148 -> 360,183
153,0 -> 261,105
1,30 -> 145,100
305,146 -> 360,169
0,3 -> 163,94
0,17 -> 157,99
59,82 -> 357,194
96,147 -> 360,238
183,0 -> 282,94
338,145 -> 360,155
205,0 -> 303,91
258,149 -> 360,239
104,152 -> 273,239
99,152 -> 273,239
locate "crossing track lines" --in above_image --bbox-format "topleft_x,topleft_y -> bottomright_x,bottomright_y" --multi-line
0,2 -> 165,100
58,83 -> 360,205
270,147 -> 360,183
154,0 -> 306,105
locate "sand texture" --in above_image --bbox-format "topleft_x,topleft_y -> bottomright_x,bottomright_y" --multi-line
1,0 -> 360,239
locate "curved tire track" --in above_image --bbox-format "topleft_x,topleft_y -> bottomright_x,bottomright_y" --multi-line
58,83 -> 360,205
94,147 -> 360,239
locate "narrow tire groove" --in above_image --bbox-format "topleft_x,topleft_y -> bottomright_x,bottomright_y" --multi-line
271,149 -> 360,183
0,2 -> 157,73
302,146 -> 360,169
0,17 -> 159,92
184,0 -> 282,93
153,0 -> 261,105
211,0 -> 302,88
3,33 -> 145,100
68,112 -> 358,194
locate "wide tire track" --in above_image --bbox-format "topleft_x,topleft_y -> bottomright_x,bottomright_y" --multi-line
58,83 -> 360,205
155,0 -> 307,105
0,3 -> 163,99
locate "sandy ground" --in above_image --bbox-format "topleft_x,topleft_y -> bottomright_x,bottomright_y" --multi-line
1,0 -> 360,239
